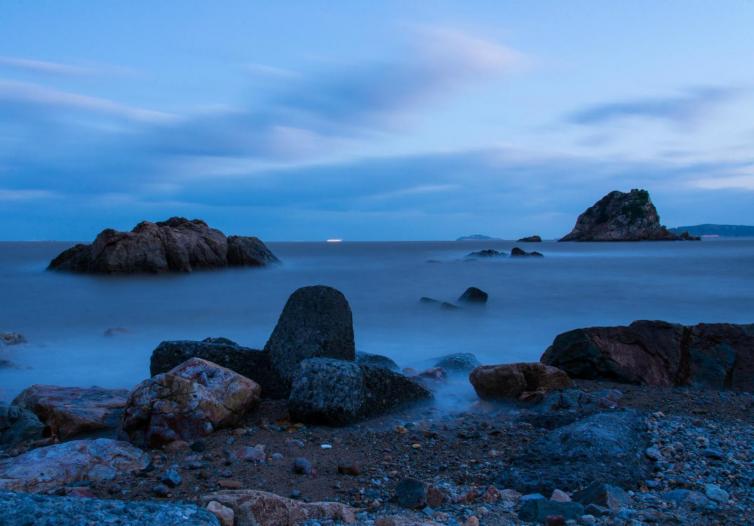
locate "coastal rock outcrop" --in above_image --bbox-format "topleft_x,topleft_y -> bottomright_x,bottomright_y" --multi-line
48,217 -> 279,274
200,489 -> 356,526
433,352 -> 481,372
541,321 -> 754,390
123,358 -> 261,447
458,287 -> 488,304
0,438 -> 149,492
264,286 -> 356,386
288,358 -> 431,426
13,385 -> 128,440
469,363 -> 572,400
510,247 -> 543,257
0,404 -> 44,448
560,189 -> 698,241
465,249 -> 504,258
517,235 -> 542,242
150,338 -> 287,399
0,491 -> 220,525
356,351 -> 400,371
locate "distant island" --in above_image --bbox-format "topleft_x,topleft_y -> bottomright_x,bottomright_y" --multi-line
669,224 -> 754,237
456,234 -> 501,241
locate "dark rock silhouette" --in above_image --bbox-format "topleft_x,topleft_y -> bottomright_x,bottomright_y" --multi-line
465,249 -> 505,258
48,217 -> 278,274
517,235 -> 542,242
470,363 -> 572,400
510,247 -> 543,257
458,287 -> 488,304
541,321 -> 754,390
560,189 -> 699,241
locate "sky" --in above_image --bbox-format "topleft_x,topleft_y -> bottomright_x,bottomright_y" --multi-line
1,1 -> 754,241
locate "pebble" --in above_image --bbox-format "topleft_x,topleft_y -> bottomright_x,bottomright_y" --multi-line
152,483 -> 170,497
551,489 -> 571,502
293,457 -> 313,475
160,468 -> 182,488
703,483 -> 729,503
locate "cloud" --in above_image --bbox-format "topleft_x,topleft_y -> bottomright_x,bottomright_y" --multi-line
567,86 -> 742,127
0,56 -> 95,76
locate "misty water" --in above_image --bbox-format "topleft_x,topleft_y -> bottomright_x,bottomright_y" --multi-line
1,239 -> 753,403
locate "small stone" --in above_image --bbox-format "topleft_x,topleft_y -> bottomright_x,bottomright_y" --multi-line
703,447 -> 724,460
578,515 -> 596,526
290,489 -> 302,499
206,500 -> 234,526
704,483 -> 729,503
645,446 -> 663,461
545,516 -> 566,526
551,489 -> 571,502
161,468 -> 182,488
394,478 -> 427,509
427,485 -> 447,507
293,457 -> 313,475
463,517 -> 480,526
337,463 -> 361,476
217,479 -> 243,489
152,483 -> 170,497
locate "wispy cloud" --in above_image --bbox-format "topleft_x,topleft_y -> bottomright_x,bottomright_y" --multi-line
567,86 -> 743,127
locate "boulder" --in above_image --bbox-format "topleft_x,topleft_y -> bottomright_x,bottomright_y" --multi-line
518,498 -> 584,523
458,287 -> 488,304
573,482 -> 630,511
518,235 -> 542,242
433,352 -> 481,372
510,247 -> 543,257
200,489 -> 356,526
264,286 -> 356,385
288,358 -> 431,426
150,338 -> 286,399
498,411 -> 649,494
0,404 -> 44,448
541,320 -> 754,390
0,333 -> 26,346
465,249 -> 504,258
48,217 -> 278,274
560,189 -> 695,241
123,358 -> 261,447
0,491 -> 220,525
13,385 -> 128,440
0,438 -> 149,492
226,236 -> 280,267
356,352 -> 400,371
469,363 -> 572,400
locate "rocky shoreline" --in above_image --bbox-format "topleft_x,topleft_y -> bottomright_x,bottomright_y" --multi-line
1,286 -> 752,525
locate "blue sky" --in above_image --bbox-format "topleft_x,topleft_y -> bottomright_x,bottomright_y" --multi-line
1,1 -> 754,240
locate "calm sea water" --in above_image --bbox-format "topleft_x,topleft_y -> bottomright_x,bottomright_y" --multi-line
1,239 -> 753,403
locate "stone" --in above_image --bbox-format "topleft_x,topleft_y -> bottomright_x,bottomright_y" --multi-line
207,500 -> 235,526
518,235 -> 542,242
0,333 -> 26,346
541,320 -> 754,390
518,499 -> 585,523
226,235 -> 280,267
288,358 -> 431,426
663,489 -> 716,510
703,483 -> 729,503
510,247 -> 544,257
161,468 -> 182,488
0,404 -> 44,447
123,358 -> 261,447
433,353 -> 481,373
469,362 -> 572,400
13,385 -> 128,440
465,249 -> 504,258
264,286 -> 356,386
200,489 -> 356,526
0,438 -> 149,492
292,457 -> 313,475
356,352 -> 400,371
48,217 -> 278,274
0,491 -> 220,525
394,478 -> 427,509
150,338 -> 287,399
559,189 -> 696,241
573,483 -> 630,511
498,411 -> 649,494
551,489 -> 571,502
458,287 -> 488,304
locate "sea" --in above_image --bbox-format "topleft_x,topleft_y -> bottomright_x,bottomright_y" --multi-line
1,239 -> 753,403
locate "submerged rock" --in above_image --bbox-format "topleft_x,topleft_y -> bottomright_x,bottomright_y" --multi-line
48,217 -> 278,274
465,249 -> 505,258
200,489 -> 356,526
560,189 -> 698,241
288,358 -> 431,426
0,333 -> 26,346
150,338 -> 286,399
13,385 -> 128,440
541,320 -> 754,390
510,247 -> 543,257
517,235 -> 542,242
433,352 -> 481,372
458,287 -> 488,304
0,404 -> 44,448
264,286 -> 356,386
0,491 -> 220,525
469,363 -> 572,400
123,358 -> 261,447
0,438 -> 149,492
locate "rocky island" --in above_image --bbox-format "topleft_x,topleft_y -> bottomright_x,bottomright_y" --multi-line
560,189 -> 699,242
48,217 -> 279,274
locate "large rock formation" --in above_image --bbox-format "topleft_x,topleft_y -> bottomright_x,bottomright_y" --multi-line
150,338 -> 287,399
123,358 -> 261,447
0,404 -> 44,448
560,189 -> 698,241
0,438 -> 149,493
264,286 -> 356,386
48,217 -> 278,274
469,363 -> 572,400
541,321 -> 754,390
288,358 -> 431,426
0,491 -> 220,526
13,385 -> 128,440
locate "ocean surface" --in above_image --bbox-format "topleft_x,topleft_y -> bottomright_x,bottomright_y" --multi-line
1,239 -> 753,403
